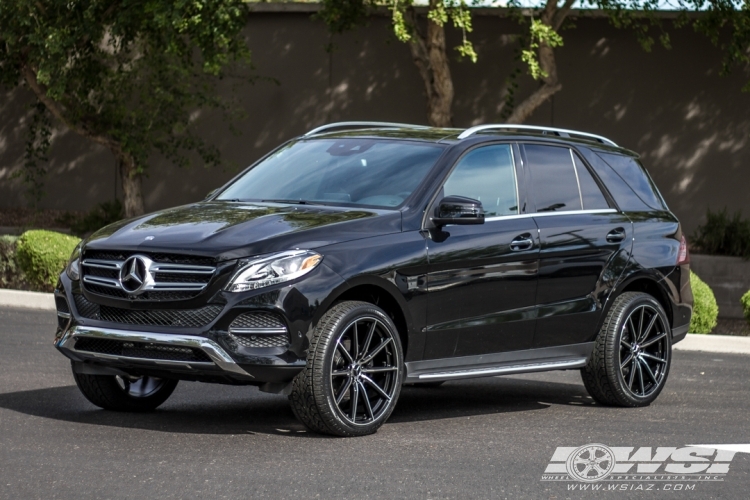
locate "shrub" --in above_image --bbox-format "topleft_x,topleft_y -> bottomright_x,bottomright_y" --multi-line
56,199 -> 124,237
15,230 -> 81,291
691,207 -> 750,259
689,271 -> 719,334
742,290 -> 750,327
0,235 -> 31,290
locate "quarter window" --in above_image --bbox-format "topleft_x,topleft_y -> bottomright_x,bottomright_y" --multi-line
573,153 -> 609,210
442,145 -> 518,217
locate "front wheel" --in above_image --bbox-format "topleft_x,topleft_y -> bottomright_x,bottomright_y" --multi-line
289,301 -> 404,437
72,366 -> 178,412
581,292 -> 672,407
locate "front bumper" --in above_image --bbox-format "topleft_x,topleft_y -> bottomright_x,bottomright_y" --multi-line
54,262 -> 347,385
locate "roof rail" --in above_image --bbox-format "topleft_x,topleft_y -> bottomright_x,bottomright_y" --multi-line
457,124 -> 618,147
304,121 -> 429,137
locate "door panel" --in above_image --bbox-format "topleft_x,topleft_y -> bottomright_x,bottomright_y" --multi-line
425,218 -> 540,358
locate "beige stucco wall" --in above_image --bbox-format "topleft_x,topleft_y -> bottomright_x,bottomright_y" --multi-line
1,10 -> 748,235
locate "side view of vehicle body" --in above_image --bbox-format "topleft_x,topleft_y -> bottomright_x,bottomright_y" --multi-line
54,122 -> 692,436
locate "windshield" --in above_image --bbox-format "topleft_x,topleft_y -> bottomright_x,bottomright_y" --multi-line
217,139 -> 445,208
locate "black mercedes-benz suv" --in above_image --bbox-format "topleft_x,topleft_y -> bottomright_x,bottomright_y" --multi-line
54,122 -> 692,436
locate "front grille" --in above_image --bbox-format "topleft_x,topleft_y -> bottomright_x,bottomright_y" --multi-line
75,337 -> 212,363
80,250 -> 216,301
229,333 -> 289,349
230,312 -> 286,330
74,294 -> 222,328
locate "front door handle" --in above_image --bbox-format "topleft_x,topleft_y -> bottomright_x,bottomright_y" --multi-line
606,228 -> 626,243
510,233 -> 534,251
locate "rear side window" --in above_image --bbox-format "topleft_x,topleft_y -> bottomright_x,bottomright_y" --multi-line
596,152 -> 666,211
524,144 -> 609,212
442,144 -> 518,217
524,144 -> 580,212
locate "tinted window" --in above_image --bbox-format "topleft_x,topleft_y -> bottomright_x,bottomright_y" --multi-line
573,153 -> 609,210
596,152 -> 667,210
218,139 -> 444,208
524,144 -> 581,212
443,145 -> 518,217
577,148 -> 653,211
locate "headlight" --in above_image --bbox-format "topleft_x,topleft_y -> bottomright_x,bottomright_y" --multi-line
226,250 -> 322,293
65,243 -> 82,281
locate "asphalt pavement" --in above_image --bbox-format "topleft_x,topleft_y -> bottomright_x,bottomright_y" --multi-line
1,307 -> 748,499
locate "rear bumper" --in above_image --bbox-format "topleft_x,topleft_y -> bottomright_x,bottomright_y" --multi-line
671,323 -> 689,344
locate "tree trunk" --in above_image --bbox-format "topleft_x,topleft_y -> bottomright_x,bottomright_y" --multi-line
118,154 -> 145,218
505,0 -> 574,124
406,3 -> 454,128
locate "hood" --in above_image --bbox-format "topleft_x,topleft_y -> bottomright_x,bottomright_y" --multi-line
85,202 -> 402,260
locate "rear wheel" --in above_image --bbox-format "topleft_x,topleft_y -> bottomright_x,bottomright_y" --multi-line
581,292 -> 672,407
72,366 -> 178,412
289,301 -> 404,437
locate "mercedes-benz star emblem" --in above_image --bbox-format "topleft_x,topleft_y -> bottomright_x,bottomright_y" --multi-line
119,255 -> 151,294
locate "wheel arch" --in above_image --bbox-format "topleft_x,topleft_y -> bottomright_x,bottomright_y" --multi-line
608,273 -> 674,330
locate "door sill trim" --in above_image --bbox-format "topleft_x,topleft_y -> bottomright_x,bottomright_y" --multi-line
416,358 -> 586,381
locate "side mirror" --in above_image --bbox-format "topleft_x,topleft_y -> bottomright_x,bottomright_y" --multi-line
205,189 -> 217,200
431,196 -> 485,227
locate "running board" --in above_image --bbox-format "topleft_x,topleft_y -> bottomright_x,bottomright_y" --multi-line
404,343 -> 593,383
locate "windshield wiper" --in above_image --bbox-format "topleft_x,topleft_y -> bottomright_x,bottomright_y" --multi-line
261,199 -> 311,205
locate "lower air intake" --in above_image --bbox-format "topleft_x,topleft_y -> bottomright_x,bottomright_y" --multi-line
74,337 -> 213,363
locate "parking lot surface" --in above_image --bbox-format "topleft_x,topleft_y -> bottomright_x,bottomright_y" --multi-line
1,307 -> 748,499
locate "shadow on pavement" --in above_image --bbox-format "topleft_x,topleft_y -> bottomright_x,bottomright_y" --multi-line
0,376 -> 595,437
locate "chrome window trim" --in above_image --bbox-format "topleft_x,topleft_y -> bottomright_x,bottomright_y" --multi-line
483,208 -> 618,223
570,148 -> 584,210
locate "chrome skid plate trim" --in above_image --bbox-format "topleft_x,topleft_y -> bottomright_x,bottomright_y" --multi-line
56,325 -> 252,378
416,358 -> 587,380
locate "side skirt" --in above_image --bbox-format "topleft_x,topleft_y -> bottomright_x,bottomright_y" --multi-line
404,343 -> 594,383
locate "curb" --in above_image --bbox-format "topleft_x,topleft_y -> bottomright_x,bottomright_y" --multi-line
0,289 -> 55,311
1,289 -> 749,354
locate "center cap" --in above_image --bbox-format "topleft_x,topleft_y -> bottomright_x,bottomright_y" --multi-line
351,364 -> 363,378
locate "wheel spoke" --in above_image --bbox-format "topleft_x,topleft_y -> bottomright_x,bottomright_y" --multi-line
640,313 -> 658,343
639,358 -> 658,385
350,382 -> 359,421
362,366 -> 398,374
641,332 -> 667,349
335,376 -> 353,405
331,369 -> 350,377
637,362 -> 645,395
620,353 -> 633,369
352,321 -> 359,359
358,380 -> 375,421
638,307 -> 646,341
621,340 -> 632,350
336,341 -> 353,364
362,375 -> 392,401
627,317 -> 637,341
628,359 -> 637,388
360,337 -> 393,365
640,352 -> 666,364
361,321 -> 376,361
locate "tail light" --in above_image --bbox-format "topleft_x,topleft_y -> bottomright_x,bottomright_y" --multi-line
677,235 -> 689,265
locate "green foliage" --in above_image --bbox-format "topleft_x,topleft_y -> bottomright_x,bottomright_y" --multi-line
56,200 -> 124,237
15,230 -> 81,291
691,207 -> 750,259
521,19 -> 564,80
742,289 -> 750,326
689,271 -> 719,334
318,0 -> 477,62
0,236 -> 31,290
0,0 -> 252,201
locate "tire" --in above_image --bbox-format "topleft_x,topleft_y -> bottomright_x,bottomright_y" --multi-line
581,292 -> 672,407
72,365 -> 178,412
289,301 -> 404,437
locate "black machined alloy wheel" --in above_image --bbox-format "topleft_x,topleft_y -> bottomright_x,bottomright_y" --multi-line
289,301 -> 404,437
72,365 -> 178,412
581,292 -> 672,407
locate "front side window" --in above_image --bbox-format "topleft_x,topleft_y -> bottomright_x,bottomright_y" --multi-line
442,144 -> 518,217
218,139 -> 445,208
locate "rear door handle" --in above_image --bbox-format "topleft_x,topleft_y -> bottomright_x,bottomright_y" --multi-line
510,233 -> 534,251
606,228 -> 626,243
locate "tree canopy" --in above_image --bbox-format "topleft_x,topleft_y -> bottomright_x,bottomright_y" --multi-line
0,0 -> 252,217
